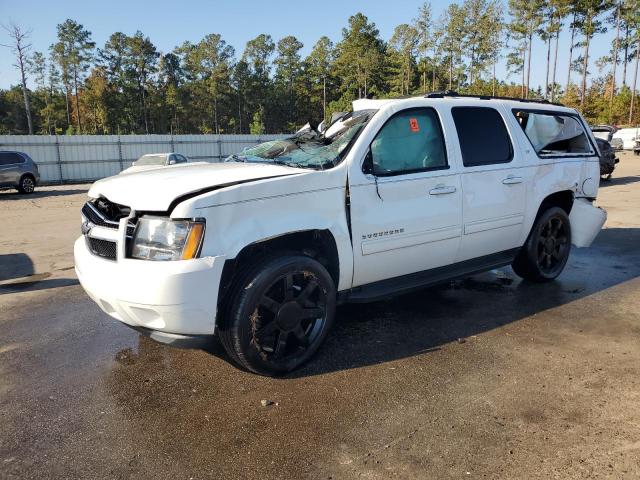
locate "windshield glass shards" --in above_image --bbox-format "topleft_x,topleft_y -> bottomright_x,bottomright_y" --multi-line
225,109 -> 377,170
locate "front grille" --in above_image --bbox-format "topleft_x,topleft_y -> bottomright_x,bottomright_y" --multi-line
82,198 -> 138,261
94,197 -> 131,221
82,202 -> 119,229
86,237 -> 117,261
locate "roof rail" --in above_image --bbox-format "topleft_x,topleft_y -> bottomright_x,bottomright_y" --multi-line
424,90 -> 565,107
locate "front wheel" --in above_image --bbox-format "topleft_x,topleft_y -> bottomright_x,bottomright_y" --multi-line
218,254 -> 336,376
512,207 -> 572,282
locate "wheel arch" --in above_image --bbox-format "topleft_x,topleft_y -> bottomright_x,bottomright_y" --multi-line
536,190 -> 574,218
519,189 -> 575,247
19,172 -> 36,184
216,229 -> 340,321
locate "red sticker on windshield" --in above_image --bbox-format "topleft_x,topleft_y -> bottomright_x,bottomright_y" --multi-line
409,118 -> 420,132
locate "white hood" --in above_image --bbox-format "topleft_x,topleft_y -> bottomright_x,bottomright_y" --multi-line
88,162 -> 301,211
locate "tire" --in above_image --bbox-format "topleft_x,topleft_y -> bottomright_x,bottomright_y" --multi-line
17,175 -> 36,194
218,254 -> 336,376
512,206 -> 571,283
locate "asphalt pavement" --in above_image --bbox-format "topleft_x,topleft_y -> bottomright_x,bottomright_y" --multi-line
1,152 -> 639,479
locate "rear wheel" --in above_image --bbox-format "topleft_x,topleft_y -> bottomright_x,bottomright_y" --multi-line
512,207 -> 571,282
17,175 -> 35,194
218,254 -> 336,376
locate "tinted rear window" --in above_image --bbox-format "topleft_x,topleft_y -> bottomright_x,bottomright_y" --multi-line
0,152 -> 24,166
451,107 -> 513,167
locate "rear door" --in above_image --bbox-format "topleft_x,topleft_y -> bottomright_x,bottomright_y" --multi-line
0,152 -> 22,186
450,105 -> 528,262
349,106 -> 463,287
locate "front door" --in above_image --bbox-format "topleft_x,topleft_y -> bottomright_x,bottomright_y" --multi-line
349,107 -> 463,287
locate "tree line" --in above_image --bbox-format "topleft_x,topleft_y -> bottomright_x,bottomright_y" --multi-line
1,0 -> 639,136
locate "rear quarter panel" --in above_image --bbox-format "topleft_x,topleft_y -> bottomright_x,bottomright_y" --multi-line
501,106 -> 599,246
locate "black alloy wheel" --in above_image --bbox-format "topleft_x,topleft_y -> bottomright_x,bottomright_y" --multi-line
536,215 -> 570,276
252,270 -> 328,360
512,206 -> 572,282
219,255 -> 336,375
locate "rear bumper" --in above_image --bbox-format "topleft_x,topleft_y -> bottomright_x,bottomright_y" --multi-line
569,199 -> 607,248
74,237 -> 225,336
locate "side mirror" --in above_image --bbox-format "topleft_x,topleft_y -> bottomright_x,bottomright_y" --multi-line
362,150 -> 374,175
168,159 -> 176,165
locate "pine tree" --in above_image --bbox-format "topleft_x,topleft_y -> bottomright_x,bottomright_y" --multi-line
508,0 -> 544,98
305,37 -> 334,121
574,0 -> 609,109
274,35 -> 304,129
2,23 -> 34,134
388,24 -> 419,96
413,2 -> 434,93
334,13 -> 386,100
52,19 -> 95,132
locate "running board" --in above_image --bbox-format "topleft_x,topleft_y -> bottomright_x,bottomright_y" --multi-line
340,248 -> 520,303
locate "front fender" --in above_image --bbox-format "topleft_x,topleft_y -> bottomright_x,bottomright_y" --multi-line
195,186 -> 353,291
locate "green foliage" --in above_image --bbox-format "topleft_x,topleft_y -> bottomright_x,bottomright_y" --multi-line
1,4 -> 640,135
250,106 -> 265,134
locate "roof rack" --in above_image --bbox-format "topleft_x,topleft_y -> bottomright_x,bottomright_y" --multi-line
424,90 -> 565,107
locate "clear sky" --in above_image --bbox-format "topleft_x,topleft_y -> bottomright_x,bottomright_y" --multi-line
0,0 -> 623,92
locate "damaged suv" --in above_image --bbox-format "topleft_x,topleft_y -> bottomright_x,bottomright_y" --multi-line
75,93 -> 606,375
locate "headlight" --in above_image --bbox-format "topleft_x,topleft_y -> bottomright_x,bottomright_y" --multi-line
131,216 -> 205,261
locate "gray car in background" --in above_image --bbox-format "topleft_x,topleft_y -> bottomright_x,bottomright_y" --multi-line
0,151 -> 40,194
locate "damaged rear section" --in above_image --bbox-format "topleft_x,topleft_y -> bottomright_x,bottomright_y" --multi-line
569,198 -> 607,248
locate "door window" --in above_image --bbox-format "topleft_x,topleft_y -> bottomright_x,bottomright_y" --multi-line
369,108 -> 448,176
451,107 -> 513,167
512,110 -> 594,156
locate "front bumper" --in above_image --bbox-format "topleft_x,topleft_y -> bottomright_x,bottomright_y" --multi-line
74,237 -> 225,336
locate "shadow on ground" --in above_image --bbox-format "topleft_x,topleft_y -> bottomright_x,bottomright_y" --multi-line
194,227 -> 640,377
0,188 -> 87,200
0,275 -> 79,295
600,175 -> 640,187
0,253 -> 34,281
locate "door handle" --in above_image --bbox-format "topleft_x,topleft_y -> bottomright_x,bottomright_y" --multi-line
429,185 -> 457,195
502,176 -> 524,185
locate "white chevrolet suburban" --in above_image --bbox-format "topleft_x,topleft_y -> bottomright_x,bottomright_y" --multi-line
75,93 -> 607,375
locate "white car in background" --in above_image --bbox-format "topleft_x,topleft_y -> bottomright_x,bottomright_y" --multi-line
612,127 -> 640,150
76,93 -> 607,376
121,153 -> 189,174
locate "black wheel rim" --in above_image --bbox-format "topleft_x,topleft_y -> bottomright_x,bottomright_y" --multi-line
537,216 -> 568,274
23,178 -> 34,192
250,271 -> 327,362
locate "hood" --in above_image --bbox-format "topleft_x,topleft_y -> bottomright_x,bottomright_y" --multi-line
89,162 -> 302,211
119,161 -> 208,175
120,164 -> 167,174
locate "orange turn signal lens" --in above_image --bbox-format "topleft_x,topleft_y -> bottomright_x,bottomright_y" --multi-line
181,222 -> 205,260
